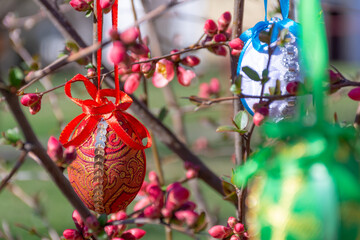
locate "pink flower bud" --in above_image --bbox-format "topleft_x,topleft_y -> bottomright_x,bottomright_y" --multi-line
181,56 -> 200,67
108,41 -> 126,65
120,232 -> 136,240
348,87 -> 360,101
161,207 -> 172,218
329,69 -> 342,84
186,169 -> 198,179
167,184 -> 190,206
109,29 -> 120,40
141,62 -> 155,77
230,235 -> 241,240
152,59 -> 175,88
138,181 -> 148,196
29,101 -> 41,115
209,45 -> 227,56
47,136 -> 64,163
193,136 -> 208,151
87,68 -> 96,78
129,43 -> 149,57
233,223 -> 245,234
69,0 -> 91,12
124,228 -> 146,239
148,171 -> 160,185
175,210 -> 199,226
198,83 -> 210,98
170,49 -> 181,62
166,182 -> 182,192
229,38 -> 244,50
227,216 -> 237,228
113,210 -> 127,221
243,231 -> 250,239
133,197 -> 150,212
104,224 -> 119,238
286,81 -> 300,94
213,33 -> 227,43
165,199 -> 177,212
72,210 -> 84,230
124,73 -> 141,94
177,66 -> 196,87
20,93 -> 41,107
63,229 -> 81,240
209,78 -> 220,94
64,146 -> 76,164
257,106 -> 269,116
131,63 -> 141,73
231,49 -> 242,57
204,19 -> 218,36
146,183 -> 164,207
82,226 -> 92,239
218,11 -> 232,31
208,225 -> 232,239
144,205 -> 161,218
85,215 -> 99,230
179,201 -> 197,211
253,112 -> 265,126
120,27 -> 140,45
99,0 -> 114,13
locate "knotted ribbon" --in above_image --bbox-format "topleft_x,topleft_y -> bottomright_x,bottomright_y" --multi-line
59,74 -> 151,150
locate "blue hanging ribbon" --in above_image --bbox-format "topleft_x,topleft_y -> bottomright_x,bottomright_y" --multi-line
237,0 -> 300,115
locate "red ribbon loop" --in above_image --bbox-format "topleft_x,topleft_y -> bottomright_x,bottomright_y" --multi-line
59,74 -> 152,150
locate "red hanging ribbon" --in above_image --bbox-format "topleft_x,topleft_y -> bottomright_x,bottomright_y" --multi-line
59,74 -> 151,150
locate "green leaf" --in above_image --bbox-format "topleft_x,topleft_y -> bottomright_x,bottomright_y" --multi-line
85,9 -> 93,18
97,214 -> 108,227
216,125 -> 247,134
274,79 -> 281,95
3,128 -> 21,144
85,63 -> 95,69
230,84 -> 241,95
194,212 -> 207,233
8,67 -> 24,87
157,107 -> 168,122
233,111 -> 248,130
262,69 -> 269,83
242,66 -> 261,81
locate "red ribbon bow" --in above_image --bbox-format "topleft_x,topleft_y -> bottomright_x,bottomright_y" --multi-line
59,74 -> 151,150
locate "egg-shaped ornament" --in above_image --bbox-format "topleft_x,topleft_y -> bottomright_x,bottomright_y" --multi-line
59,74 -> 151,214
237,1 -> 301,122
232,123 -> 360,240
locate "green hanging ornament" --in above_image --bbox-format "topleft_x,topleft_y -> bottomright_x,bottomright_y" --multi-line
231,0 -> 360,239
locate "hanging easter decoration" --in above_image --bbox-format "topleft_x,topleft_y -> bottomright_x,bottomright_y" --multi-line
60,0 -> 151,214
237,0 -> 301,121
232,0 -> 360,239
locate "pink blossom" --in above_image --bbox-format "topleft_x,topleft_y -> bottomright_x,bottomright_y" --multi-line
229,38 -> 244,50
253,107 -> 269,127
177,66 -> 196,86
87,68 -> 96,78
167,184 -> 190,207
208,225 -> 232,239
99,0 -> 114,13
233,223 -> 245,234
181,55 -> 200,67
218,11 -> 232,31
204,19 -> 218,36
120,27 -> 139,45
146,183 -> 163,207
175,210 -> 199,226
108,41 -> 126,65
210,45 -> 227,56
72,210 -> 84,230
131,63 -> 141,73
29,101 -> 41,115
47,136 -> 64,163
124,228 -> 146,239
133,197 -> 150,212
227,216 -> 238,228
209,78 -> 220,94
20,93 -> 41,107
85,215 -> 99,230
69,0 -> 91,12
148,171 -> 160,186
170,49 -> 181,62
213,33 -> 227,43
230,235 -> 241,240
198,83 -> 211,98
161,207 -> 172,218
348,87 -> 360,101
186,169 -> 198,179
144,205 -> 161,218
63,229 -> 82,240
231,49 -> 242,57
124,73 -> 141,94
152,59 -> 175,88
104,224 -> 119,238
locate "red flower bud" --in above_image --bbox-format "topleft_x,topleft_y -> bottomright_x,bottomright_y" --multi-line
179,201 -> 197,211
175,210 -> 199,226
72,210 -> 84,230
230,235 -> 241,240
229,38 -> 244,50
104,224 -> 119,238
47,136 -> 64,163
120,232 -> 136,240
29,101 -> 41,115
198,83 -> 211,98
87,68 -> 96,78
113,210 -> 127,221
69,0 -> 91,12
177,66 -> 196,87
253,112 -> 265,126
167,184 -> 190,207
234,223 -> 245,234
170,49 -> 181,62
129,43 -> 150,57
63,229 -> 81,240
131,63 -> 141,73
213,33 -> 227,43
227,216 -> 237,228
204,19 -> 218,36
120,27 -> 140,45
208,225 -> 232,239
21,93 -> 41,107
144,205 -> 161,218
218,11 -> 232,31
124,228 -> 146,239
64,146 -> 76,164
133,197 -> 150,212
124,73 -> 141,94
99,0 -> 114,13
85,215 -> 99,230
109,29 -> 120,40
161,207 -> 172,218
181,56 -> 200,67
329,69 -> 342,84
231,49 -> 242,57
108,41 -> 126,65
141,62 -> 155,77
286,81 -> 300,94
166,182 -> 182,192
209,45 -> 227,56
348,87 -> 360,101
186,169 -> 198,179
209,78 -> 220,94
146,183 -> 164,207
